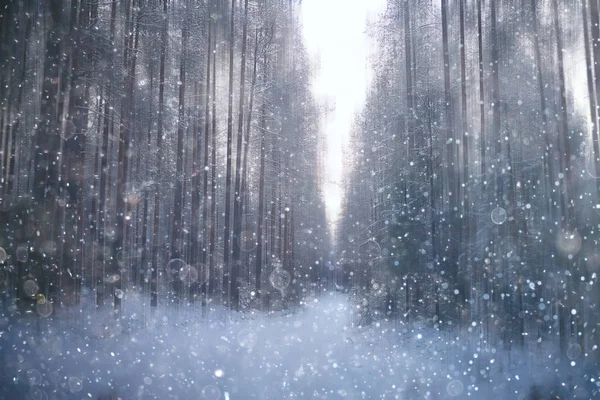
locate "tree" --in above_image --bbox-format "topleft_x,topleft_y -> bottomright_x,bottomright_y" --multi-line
223,0 -> 236,306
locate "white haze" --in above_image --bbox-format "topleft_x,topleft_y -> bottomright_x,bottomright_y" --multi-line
300,0 -> 386,228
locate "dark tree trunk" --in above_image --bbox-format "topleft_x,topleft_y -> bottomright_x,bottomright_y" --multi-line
552,0 -> 576,357
490,0 -> 502,205
459,0 -> 470,282
441,0 -> 457,284
583,0 -> 600,196
240,29 -> 259,267
223,0 -> 236,306
404,1 -> 413,151
478,0 -> 486,190
171,6 -> 188,265
151,0 -> 168,310
201,8 -> 213,269
209,25 -> 219,299
113,0 -> 140,313
231,0 -> 250,309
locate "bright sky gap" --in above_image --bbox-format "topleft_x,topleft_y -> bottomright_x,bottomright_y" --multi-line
301,0 -> 386,228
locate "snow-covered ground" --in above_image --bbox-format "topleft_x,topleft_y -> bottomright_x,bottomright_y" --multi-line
0,293 -> 597,399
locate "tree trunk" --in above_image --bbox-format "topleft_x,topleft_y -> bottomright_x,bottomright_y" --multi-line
231,0 -> 250,309
552,0 -> 576,357
404,1 -> 413,151
151,0 -> 168,310
209,24 -> 219,300
201,8 -> 213,269
591,0 -> 600,162
441,0 -> 457,284
459,0 -> 470,288
113,0 -> 139,313
171,5 -> 188,267
478,0 -> 486,191
222,0 -> 236,306
490,0 -> 502,206
583,0 -> 600,196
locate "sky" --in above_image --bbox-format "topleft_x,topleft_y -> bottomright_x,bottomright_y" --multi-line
300,0 -> 386,227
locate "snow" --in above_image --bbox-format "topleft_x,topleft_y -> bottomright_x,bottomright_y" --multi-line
0,293 -> 597,399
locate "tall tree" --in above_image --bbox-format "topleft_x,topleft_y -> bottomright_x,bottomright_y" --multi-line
441,0 -> 458,290
459,0 -> 470,282
583,0 -> 600,196
222,0 -> 236,306
171,3 -> 188,262
231,0 -> 250,309
201,7 -> 213,270
478,0 -> 486,193
151,0 -> 169,310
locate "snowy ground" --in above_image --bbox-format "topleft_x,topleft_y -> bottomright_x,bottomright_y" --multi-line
0,293 -> 598,399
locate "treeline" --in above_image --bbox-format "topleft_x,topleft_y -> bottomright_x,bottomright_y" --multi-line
339,0 -> 600,364
0,0 -> 330,316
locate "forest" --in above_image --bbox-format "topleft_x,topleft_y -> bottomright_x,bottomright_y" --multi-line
0,0 -> 599,399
